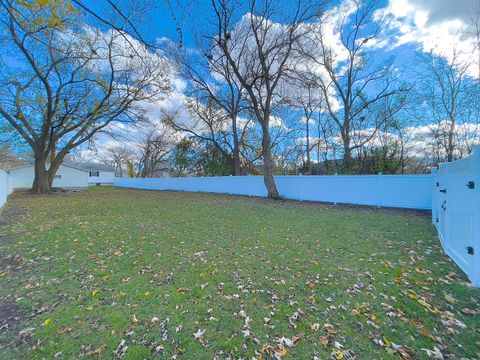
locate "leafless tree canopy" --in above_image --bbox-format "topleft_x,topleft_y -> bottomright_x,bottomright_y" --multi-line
0,0 -> 171,193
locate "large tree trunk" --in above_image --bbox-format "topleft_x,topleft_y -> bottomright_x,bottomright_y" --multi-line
261,125 -> 279,199
342,129 -> 353,173
343,146 -> 353,173
48,159 -> 62,189
32,152 -> 67,194
32,155 -> 52,194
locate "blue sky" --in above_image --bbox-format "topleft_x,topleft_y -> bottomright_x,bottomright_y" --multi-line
70,0 -> 480,158
2,0 -> 479,161
75,0 -> 479,82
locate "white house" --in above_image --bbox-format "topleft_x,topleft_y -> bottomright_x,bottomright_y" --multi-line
7,163 -> 88,191
80,162 -> 116,186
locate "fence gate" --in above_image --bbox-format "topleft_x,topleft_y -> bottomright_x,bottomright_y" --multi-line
433,145 -> 480,287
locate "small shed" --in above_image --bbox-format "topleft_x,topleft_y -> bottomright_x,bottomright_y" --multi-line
79,162 -> 116,186
7,163 -> 88,191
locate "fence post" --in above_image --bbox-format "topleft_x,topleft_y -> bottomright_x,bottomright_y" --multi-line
377,172 -> 382,207
472,145 -> 480,287
333,172 -> 338,205
431,167 -> 437,226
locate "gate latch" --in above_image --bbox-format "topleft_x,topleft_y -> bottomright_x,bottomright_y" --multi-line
440,188 -> 447,194
466,246 -> 474,255
466,181 -> 475,189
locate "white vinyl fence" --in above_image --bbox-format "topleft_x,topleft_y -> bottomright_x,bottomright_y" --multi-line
432,145 -> 480,287
115,174 -> 433,210
0,170 -> 12,209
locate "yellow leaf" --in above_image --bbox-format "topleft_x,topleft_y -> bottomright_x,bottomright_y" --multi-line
408,293 -> 418,301
275,348 -> 288,357
416,268 -> 430,275
92,289 -> 99,297
417,299 -> 432,310
132,315 -> 138,323
102,275 -> 109,281
144,291 -> 151,296
85,306 -> 94,311
88,344 -> 106,355
332,348 -> 344,359
44,318 -> 52,326
383,336 -> 391,348
66,1 -> 80,15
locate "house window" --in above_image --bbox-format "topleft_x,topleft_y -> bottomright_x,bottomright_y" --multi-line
54,175 -> 61,179
89,171 -> 99,177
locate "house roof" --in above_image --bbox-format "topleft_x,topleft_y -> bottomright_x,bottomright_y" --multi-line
77,162 -> 116,172
6,162 -> 88,173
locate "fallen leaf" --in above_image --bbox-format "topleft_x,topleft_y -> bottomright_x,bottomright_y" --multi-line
85,344 -> 106,356
320,335 -> 330,348
421,346 -> 444,359
419,328 -> 437,341
193,329 -> 205,339
56,327 -> 72,334
274,347 -> 288,358
331,348 -> 344,359
444,294 -> 456,304
460,308 -> 476,316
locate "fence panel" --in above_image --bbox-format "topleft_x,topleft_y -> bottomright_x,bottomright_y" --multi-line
0,170 -> 10,209
432,145 -> 480,287
115,174 -> 433,209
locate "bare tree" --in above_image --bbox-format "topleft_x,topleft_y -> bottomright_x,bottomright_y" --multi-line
177,33 -> 249,175
137,129 -> 173,178
416,50 -> 475,162
0,1 -> 170,193
164,93 -> 253,175
207,0 -> 318,198
283,77 -> 324,174
303,1 -> 408,172
97,145 -> 134,178
465,0 -> 480,80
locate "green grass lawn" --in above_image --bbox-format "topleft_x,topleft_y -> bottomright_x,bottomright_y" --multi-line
0,187 -> 478,359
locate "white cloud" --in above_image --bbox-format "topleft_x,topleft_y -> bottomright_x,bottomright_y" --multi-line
376,0 -> 479,76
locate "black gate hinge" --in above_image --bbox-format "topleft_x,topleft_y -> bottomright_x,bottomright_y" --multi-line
466,246 -> 474,255
466,181 -> 475,189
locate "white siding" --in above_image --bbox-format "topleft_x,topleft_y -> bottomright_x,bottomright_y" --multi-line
9,165 -> 88,190
88,171 -> 115,185
0,169 -> 11,208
